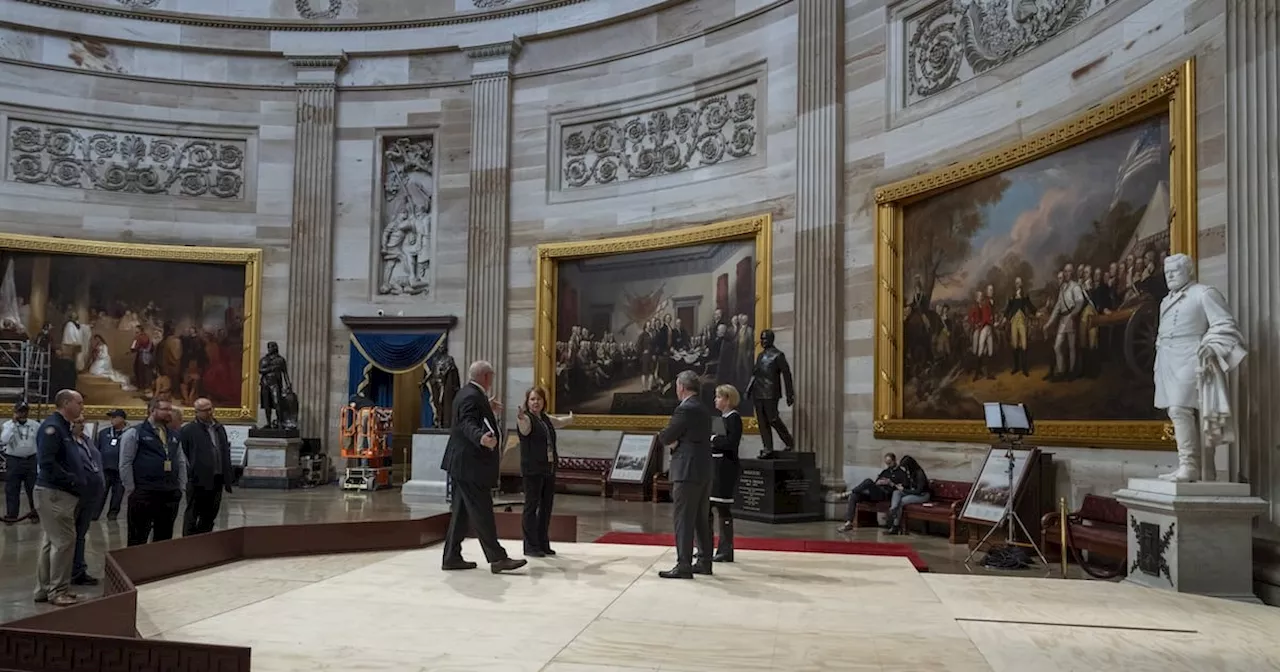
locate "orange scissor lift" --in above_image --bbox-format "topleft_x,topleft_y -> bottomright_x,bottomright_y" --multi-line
339,405 -> 393,490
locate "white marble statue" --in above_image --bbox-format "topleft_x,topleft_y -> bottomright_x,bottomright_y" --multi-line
1153,253 -> 1247,482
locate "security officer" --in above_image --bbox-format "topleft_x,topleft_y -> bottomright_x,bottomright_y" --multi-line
94,409 -> 129,521
33,389 -> 85,607
120,398 -> 186,546
2,400 -> 39,523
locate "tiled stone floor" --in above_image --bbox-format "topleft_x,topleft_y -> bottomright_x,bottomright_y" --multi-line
2,484 -> 1078,623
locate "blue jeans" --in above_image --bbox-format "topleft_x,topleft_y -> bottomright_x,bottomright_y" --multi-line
887,490 -> 930,527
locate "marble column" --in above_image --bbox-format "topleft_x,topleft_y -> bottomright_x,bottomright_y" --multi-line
793,0 -> 846,491
1226,0 -> 1280,524
463,40 -> 520,403
283,54 -> 345,444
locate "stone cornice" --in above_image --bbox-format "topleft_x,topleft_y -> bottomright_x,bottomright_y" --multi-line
11,0 -> 597,31
285,54 -> 349,70
463,38 -> 524,61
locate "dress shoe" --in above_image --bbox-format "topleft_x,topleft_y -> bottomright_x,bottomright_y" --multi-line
442,559 -> 478,571
524,550 -> 546,558
712,552 -> 734,563
490,558 -> 528,574
692,563 -> 713,575
49,594 -> 79,607
658,566 -> 694,579
541,547 -> 556,556
72,574 -> 100,586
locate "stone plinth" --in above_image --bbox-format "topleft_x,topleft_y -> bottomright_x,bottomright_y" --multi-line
732,451 -> 823,524
1114,478 -> 1268,602
240,435 -> 304,489
402,429 -> 450,501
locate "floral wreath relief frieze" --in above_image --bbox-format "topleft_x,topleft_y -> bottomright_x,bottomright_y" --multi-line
473,0 -> 514,7
559,81 -> 759,190
115,0 -> 160,8
904,0 -> 1111,106
6,120 -> 246,199
295,0 -> 342,19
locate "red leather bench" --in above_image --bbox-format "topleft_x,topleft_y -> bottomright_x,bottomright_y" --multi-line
1041,494 -> 1127,564
556,456 -> 611,497
851,479 -> 972,544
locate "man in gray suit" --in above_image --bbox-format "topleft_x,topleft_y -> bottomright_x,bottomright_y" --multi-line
657,370 -> 714,579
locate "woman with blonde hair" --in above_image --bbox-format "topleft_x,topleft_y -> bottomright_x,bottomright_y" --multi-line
708,384 -> 742,562
515,386 -> 573,557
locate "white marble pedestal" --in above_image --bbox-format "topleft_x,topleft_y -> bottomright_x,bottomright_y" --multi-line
402,430 -> 449,501
1113,478 -> 1267,602
241,435 -> 303,489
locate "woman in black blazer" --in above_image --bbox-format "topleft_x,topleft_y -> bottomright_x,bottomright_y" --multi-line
709,384 -> 742,562
515,386 -> 573,557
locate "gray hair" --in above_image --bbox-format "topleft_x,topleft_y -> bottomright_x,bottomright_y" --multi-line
675,370 -> 700,395
1164,252 -> 1193,275
467,360 -> 494,382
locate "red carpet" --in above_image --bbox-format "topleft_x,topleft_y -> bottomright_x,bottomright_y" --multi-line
593,532 -> 929,572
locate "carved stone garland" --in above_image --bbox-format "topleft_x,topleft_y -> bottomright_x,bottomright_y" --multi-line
906,0 -> 1105,102
377,136 -> 435,296
561,88 -> 757,189
7,122 -> 245,199
116,0 -> 160,7
295,0 -> 342,19
473,0 -> 513,7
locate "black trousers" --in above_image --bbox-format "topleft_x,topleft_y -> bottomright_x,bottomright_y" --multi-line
183,477 -> 225,537
671,480 -> 713,569
753,398 -> 794,452
127,489 -> 181,546
95,469 -> 125,520
73,481 -> 103,578
843,478 -> 889,522
4,454 -> 37,520
443,479 -> 509,564
710,502 -> 734,556
521,472 -> 556,554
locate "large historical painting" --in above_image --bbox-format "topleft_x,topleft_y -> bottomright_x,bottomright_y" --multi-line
0,234 -> 261,421
535,215 -> 772,432
874,61 -> 1197,448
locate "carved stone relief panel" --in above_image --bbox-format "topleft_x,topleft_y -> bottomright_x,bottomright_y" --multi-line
473,0 -> 513,7
902,0 -> 1111,106
295,0 -> 342,19
377,135 -> 435,296
116,0 -> 161,7
558,81 -> 759,190
5,119 -> 246,199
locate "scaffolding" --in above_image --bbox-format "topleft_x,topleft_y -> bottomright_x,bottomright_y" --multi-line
0,338 -> 51,405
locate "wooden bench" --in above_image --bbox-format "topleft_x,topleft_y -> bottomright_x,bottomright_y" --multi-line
851,479 -> 972,544
651,473 -> 672,502
555,456 -> 611,497
1041,493 -> 1127,565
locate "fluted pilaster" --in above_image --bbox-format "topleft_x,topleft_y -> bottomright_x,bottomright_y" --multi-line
463,40 -> 520,401
793,0 -> 845,490
284,53 -> 345,444
1226,0 -> 1280,523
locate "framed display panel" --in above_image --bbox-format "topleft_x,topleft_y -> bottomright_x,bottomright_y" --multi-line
0,233 -> 263,422
873,60 -> 1197,448
609,433 -> 659,484
534,214 -> 772,432
959,446 -> 1040,525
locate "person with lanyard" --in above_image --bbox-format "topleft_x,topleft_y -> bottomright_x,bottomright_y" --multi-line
69,414 -> 104,587
32,389 -> 85,607
514,386 -> 573,558
119,397 -> 187,546
94,409 -> 129,522
2,400 -> 39,524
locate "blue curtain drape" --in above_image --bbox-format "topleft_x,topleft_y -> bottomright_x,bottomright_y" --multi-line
346,332 -> 446,401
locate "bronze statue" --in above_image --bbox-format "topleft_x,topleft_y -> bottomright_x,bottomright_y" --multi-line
258,341 -> 297,430
425,350 -> 460,429
744,329 -> 795,459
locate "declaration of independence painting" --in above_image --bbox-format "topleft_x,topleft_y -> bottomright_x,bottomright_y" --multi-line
553,240 -> 758,418
0,236 -> 257,416
900,115 -> 1172,424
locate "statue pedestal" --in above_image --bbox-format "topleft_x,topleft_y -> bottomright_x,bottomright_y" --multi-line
732,451 -> 823,524
240,432 -> 303,489
402,429 -> 449,501
1113,478 -> 1267,602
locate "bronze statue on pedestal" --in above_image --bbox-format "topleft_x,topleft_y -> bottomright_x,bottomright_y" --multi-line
745,329 -> 795,459
425,348 -> 460,429
258,341 -> 298,431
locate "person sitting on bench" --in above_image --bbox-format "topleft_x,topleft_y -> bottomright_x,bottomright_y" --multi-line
836,452 -> 905,533
884,455 -> 931,534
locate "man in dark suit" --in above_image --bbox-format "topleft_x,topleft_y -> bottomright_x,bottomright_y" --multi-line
440,360 -> 527,574
657,369 -> 714,578
180,398 -> 233,536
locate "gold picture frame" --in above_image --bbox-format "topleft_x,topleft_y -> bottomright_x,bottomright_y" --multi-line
873,59 -> 1197,449
534,214 -> 773,432
0,233 -> 263,422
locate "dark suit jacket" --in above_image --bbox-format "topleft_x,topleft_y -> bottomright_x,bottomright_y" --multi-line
658,396 -> 713,483
179,420 -> 232,490
441,382 -> 500,486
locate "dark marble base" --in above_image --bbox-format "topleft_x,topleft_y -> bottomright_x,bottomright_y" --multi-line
248,427 -> 301,439
732,451 -> 823,524
415,427 -> 449,435
238,474 -> 303,490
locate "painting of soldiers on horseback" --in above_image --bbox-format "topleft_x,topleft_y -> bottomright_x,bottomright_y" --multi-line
899,115 -> 1173,423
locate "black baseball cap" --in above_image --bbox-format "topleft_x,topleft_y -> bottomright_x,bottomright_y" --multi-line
14,400 -> 29,413
107,409 -> 127,419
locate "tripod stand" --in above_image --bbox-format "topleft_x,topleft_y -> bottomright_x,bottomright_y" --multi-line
963,436 -> 1049,569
